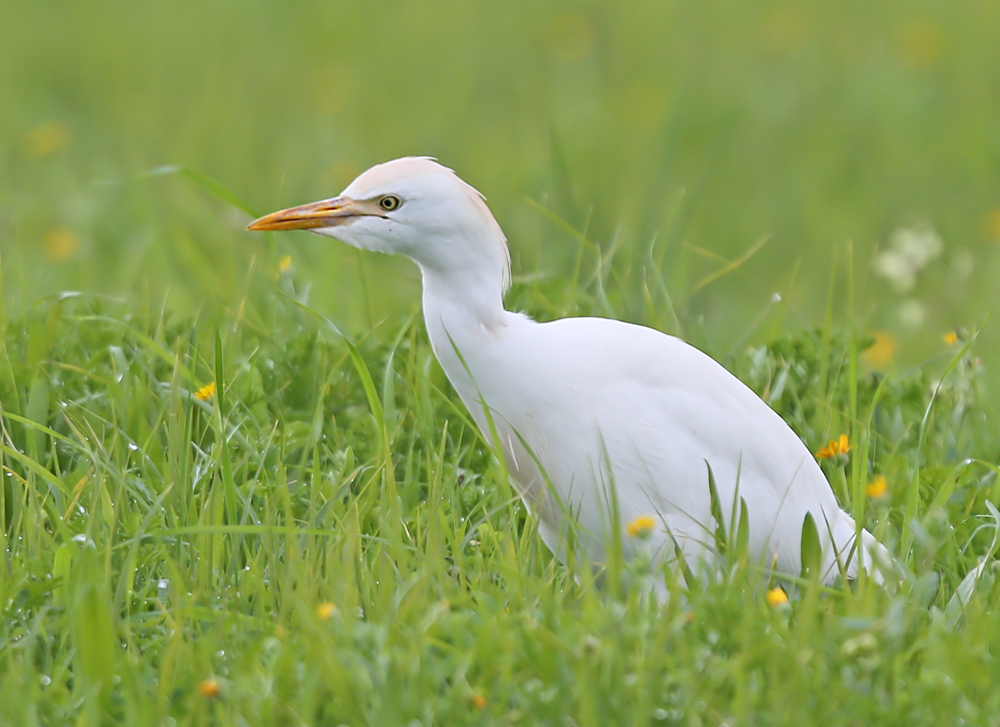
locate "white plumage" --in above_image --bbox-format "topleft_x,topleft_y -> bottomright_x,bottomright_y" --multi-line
249,157 -> 888,590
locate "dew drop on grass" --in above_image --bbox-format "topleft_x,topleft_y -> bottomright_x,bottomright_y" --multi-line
71,534 -> 95,548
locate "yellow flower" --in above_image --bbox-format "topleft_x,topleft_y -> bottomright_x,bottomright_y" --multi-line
815,434 -> 850,460
943,331 -> 959,346
316,601 -> 337,620
198,678 -> 220,698
765,587 -> 789,607
894,20 -> 942,70
866,475 -> 888,499
625,515 -> 656,538
471,693 -> 487,709
195,382 -> 216,401
986,209 -> 1000,241
43,228 -> 79,261
863,331 -> 896,369
26,121 -> 71,158
278,254 -> 293,272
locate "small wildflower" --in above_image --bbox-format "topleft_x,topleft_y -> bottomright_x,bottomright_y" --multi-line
43,228 -> 79,261
766,587 -> 789,607
815,434 -> 850,460
863,331 -> 896,369
866,475 -> 888,499
625,515 -> 656,538
26,121 -> 71,158
943,331 -> 959,346
278,255 -> 293,272
471,693 -> 487,709
198,678 -> 220,698
195,382 -> 216,401
316,601 -> 337,620
873,223 -> 943,293
894,20 -> 942,70
898,299 -> 927,330
986,209 -> 1000,241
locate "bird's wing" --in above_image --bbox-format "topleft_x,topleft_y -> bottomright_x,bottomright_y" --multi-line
489,316 -> 862,576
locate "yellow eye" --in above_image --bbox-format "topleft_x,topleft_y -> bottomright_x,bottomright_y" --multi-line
379,195 -> 401,211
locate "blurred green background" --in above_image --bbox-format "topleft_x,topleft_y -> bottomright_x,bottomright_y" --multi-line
2,0 -> 999,380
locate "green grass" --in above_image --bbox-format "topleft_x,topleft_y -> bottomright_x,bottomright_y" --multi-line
1,266 -> 999,725
2,0 -> 1000,723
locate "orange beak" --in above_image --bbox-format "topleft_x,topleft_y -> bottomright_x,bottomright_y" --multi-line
247,196 -> 382,232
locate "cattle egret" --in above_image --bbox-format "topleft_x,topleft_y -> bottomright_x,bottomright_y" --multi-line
249,157 -> 889,590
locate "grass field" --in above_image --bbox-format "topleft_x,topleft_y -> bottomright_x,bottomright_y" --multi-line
2,0 -> 1000,724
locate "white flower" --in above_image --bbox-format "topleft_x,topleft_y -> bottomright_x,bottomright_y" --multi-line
898,299 -> 927,329
874,249 -> 918,293
874,223 -> 943,293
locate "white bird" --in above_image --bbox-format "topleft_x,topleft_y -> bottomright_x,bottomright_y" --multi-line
249,157 -> 888,590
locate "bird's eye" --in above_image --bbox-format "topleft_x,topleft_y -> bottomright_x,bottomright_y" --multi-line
378,195 -> 401,211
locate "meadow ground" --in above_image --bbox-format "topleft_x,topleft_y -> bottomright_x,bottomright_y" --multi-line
2,275 -> 1000,726
2,0 -> 1000,724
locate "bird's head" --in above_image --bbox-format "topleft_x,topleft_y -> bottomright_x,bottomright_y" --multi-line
248,157 -> 510,290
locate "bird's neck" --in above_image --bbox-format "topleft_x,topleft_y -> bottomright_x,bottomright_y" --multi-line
414,221 -> 514,401
420,265 -> 507,335
419,264 -> 513,427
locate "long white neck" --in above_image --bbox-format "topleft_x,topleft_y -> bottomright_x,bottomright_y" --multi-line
420,265 -> 506,333
417,237 -> 512,417
414,214 -> 511,335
